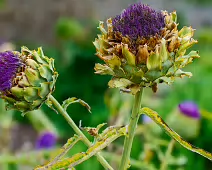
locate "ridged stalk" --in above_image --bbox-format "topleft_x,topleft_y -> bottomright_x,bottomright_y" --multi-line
119,88 -> 143,170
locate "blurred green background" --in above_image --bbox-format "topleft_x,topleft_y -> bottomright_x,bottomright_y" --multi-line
0,0 -> 212,170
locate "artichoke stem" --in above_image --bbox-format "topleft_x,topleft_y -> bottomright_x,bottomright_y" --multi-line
119,88 -> 143,170
48,95 -> 113,170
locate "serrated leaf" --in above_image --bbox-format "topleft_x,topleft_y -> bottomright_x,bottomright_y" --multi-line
62,97 -> 91,113
48,126 -> 126,169
108,78 -> 133,88
105,54 -> 121,70
175,69 -> 192,78
140,107 -> 212,161
94,63 -> 114,75
35,135 -> 81,170
175,51 -> 200,68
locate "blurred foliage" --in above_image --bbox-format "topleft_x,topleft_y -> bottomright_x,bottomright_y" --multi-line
55,18 -> 84,40
186,0 -> 212,5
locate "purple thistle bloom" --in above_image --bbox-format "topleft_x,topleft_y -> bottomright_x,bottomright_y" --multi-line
112,3 -> 165,40
35,132 -> 57,150
0,51 -> 21,92
178,101 -> 201,119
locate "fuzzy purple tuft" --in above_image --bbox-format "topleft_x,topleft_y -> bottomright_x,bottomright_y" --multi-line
178,101 -> 201,119
0,51 -> 21,92
142,114 -> 152,124
35,132 -> 57,150
112,3 -> 165,40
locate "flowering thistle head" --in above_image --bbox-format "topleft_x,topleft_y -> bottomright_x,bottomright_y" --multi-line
35,132 -> 57,150
112,3 -> 165,40
167,101 -> 200,139
0,51 -> 21,91
178,101 -> 200,119
0,46 -> 58,113
94,2 -> 199,94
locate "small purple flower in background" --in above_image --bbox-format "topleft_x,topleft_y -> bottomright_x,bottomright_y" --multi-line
35,132 -> 57,150
142,114 -> 152,124
178,101 -> 201,119
0,51 -> 21,92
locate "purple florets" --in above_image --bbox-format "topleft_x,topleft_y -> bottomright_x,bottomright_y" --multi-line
35,132 -> 57,150
178,101 -> 201,119
0,51 -> 21,92
112,3 -> 165,40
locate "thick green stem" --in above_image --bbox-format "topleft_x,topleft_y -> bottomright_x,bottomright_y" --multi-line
48,95 -> 113,170
119,88 -> 143,170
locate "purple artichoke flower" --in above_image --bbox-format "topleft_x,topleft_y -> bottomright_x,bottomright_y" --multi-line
0,51 -> 21,92
94,2 -> 199,94
35,132 -> 57,150
0,47 -> 58,113
178,101 -> 200,119
112,3 -> 165,40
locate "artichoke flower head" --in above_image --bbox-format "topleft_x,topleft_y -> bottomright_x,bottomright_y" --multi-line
94,3 -> 199,94
0,47 -> 58,113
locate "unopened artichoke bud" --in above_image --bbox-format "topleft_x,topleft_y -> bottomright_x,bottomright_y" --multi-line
0,47 -> 58,113
166,101 -> 201,139
93,3 -> 199,94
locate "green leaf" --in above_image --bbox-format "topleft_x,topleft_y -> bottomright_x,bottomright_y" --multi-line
178,26 -> 194,38
140,107 -> 212,161
175,50 -> 200,68
35,135 -> 81,170
108,78 -> 133,88
159,38 -> 168,62
171,11 -> 177,22
49,126 -> 126,169
23,87 -> 39,102
38,65 -> 53,82
122,44 -> 136,66
106,54 -> 121,70
147,47 -> 161,70
94,63 -> 114,75
62,97 -> 91,113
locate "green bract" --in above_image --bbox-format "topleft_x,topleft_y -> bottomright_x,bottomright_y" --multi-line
94,11 -> 199,94
1,47 -> 58,113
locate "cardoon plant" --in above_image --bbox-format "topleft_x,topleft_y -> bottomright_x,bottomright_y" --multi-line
94,2 -> 211,170
0,47 -> 58,113
0,2 -> 212,170
0,47 -> 113,170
